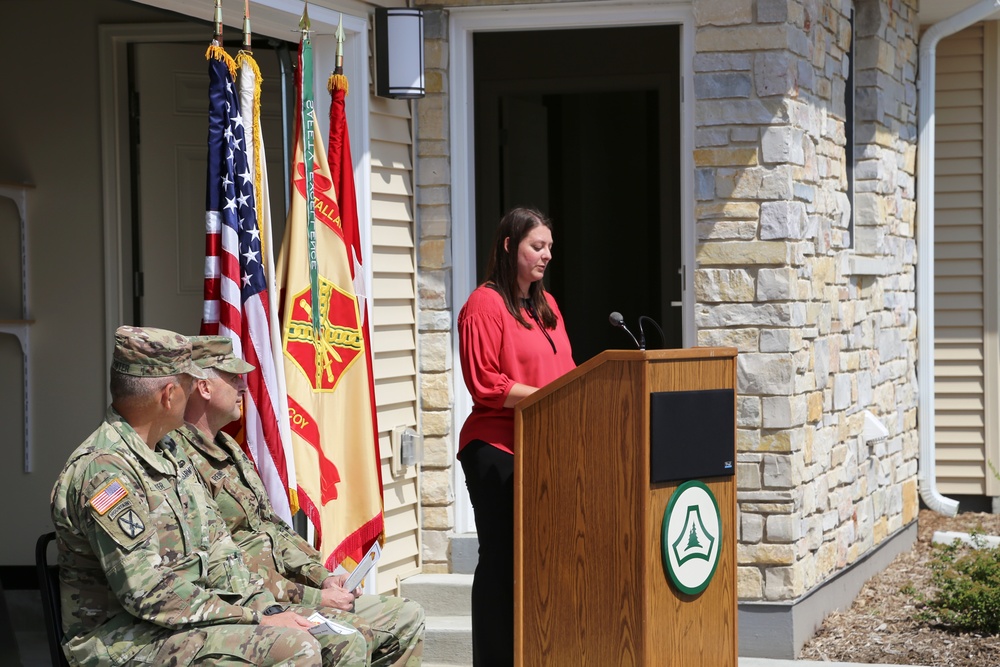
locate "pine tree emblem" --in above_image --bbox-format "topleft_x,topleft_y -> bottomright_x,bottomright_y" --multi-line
671,505 -> 716,565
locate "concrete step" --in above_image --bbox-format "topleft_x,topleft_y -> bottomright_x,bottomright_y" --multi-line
399,574 -> 473,665
449,534 -> 479,574
422,615 -> 473,666
399,573 -> 473,617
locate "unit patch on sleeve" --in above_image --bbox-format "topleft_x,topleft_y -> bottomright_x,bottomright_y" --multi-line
116,509 -> 146,539
89,479 -> 128,515
93,497 -> 150,551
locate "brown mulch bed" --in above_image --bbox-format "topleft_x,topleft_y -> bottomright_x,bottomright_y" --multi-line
798,509 -> 1000,666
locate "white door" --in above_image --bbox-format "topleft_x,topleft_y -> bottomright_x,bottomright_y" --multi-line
133,42 -> 286,332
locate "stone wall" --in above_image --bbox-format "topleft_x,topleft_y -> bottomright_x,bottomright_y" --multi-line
413,0 -> 922,600
692,0 -> 920,602
416,6 -> 455,574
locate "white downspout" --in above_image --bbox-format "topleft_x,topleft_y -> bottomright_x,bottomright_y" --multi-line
917,0 -> 1000,516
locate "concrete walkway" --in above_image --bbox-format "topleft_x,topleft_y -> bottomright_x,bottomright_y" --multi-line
741,659 -> 931,667
426,660 -> 932,667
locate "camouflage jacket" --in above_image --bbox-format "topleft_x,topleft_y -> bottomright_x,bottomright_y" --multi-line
171,424 -> 332,605
51,408 -> 274,666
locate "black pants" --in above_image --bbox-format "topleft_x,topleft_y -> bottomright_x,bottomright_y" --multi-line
460,440 -> 514,667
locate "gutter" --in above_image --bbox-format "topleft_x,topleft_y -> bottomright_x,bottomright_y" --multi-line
916,0 -> 1000,516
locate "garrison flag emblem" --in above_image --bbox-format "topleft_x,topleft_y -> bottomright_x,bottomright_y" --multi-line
284,276 -> 364,392
662,480 -> 722,595
672,505 -> 717,565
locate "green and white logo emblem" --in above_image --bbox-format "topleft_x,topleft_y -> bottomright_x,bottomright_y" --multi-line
662,480 -> 721,595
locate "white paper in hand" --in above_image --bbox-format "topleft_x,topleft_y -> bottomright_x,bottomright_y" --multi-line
343,541 -> 382,592
307,611 -> 357,636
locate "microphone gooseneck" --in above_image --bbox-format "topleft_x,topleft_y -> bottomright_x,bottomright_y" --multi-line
638,315 -> 665,350
609,311 -> 643,350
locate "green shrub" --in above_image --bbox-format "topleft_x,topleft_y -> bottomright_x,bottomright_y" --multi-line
920,535 -> 1000,635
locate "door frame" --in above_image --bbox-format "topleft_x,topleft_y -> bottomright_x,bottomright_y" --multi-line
448,1 -> 697,533
99,9 -> 371,379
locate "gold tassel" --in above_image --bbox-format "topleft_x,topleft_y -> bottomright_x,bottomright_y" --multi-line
327,73 -> 349,96
235,51 -> 267,260
235,50 -> 262,83
205,43 -> 237,79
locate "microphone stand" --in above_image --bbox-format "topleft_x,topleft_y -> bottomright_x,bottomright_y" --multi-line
638,316 -> 665,350
609,312 -> 643,350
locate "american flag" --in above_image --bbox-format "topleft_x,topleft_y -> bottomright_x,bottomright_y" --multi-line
89,479 -> 127,515
201,46 -> 294,524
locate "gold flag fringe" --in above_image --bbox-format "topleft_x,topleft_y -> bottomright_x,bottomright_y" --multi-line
206,43 -> 237,78
235,50 -> 265,246
327,73 -> 349,96
234,50 -> 299,517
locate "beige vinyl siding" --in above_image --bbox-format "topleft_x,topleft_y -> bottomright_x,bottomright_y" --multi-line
370,95 -> 421,592
933,24 -> 997,497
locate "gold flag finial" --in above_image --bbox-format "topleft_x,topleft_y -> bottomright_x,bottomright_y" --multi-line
335,13 -> 345,70
299,2 -> 312,35
328,13 -> 349,94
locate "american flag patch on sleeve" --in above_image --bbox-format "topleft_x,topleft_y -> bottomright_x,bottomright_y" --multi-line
89,479 -> 128,515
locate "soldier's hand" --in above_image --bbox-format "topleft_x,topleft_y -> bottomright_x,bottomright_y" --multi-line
324,573 -> 363,597
260,611 -> 317,629
320,581 -> 357,611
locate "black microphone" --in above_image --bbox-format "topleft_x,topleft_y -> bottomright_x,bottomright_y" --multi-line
609,312 -> 643,350
638,315 -> 665,350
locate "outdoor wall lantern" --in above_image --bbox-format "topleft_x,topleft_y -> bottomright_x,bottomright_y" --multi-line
374,7 -> 426,99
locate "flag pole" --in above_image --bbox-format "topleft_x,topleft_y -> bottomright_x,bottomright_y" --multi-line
298,4 -> 323,382
213,0 -> 223,45
242,0 -> 252,52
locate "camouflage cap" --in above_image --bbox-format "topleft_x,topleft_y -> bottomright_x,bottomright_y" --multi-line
189,335 -> 255,374
111,326 -> 207,379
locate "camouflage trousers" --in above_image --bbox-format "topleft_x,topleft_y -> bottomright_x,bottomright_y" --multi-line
318,594 -> 426,667
134,617 -> 368,666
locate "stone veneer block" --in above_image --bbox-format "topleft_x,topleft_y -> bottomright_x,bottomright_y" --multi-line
695,25 -> 788,52
694,268 -> 755,302
738,566 -> 764,598
693,0 -> 753,26
419,331 -> 452,372
696,241 -> 791,266
739,543 -> 796,566
694,147 -> 759,166
420,372 -> 453,410
695,201 -> 760,219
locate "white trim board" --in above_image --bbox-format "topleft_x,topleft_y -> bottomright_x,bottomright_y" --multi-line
447,1 -> 697,534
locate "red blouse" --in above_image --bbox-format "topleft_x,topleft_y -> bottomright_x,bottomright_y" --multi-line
458,285 -> 576,456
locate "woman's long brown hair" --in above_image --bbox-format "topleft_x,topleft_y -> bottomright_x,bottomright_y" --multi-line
483,207 -> 557,330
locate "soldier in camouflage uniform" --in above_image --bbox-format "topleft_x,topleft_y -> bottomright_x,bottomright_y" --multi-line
50,326 -> 369,667
168,335 -> 425,667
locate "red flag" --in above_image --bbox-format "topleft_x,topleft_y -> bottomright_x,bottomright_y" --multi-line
328,70 -> 384,541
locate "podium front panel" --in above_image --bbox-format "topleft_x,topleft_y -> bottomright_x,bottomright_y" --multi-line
515,349 -> 737,667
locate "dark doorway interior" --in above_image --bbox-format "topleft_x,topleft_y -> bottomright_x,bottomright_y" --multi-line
474,25 -> 682,362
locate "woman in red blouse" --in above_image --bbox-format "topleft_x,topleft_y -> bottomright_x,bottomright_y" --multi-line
457,207 -> 576,666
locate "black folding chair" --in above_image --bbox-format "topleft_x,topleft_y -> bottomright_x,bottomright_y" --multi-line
35,532 -> 69,667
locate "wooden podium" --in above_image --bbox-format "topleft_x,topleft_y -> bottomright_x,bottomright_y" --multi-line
513,348 -> 738,667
